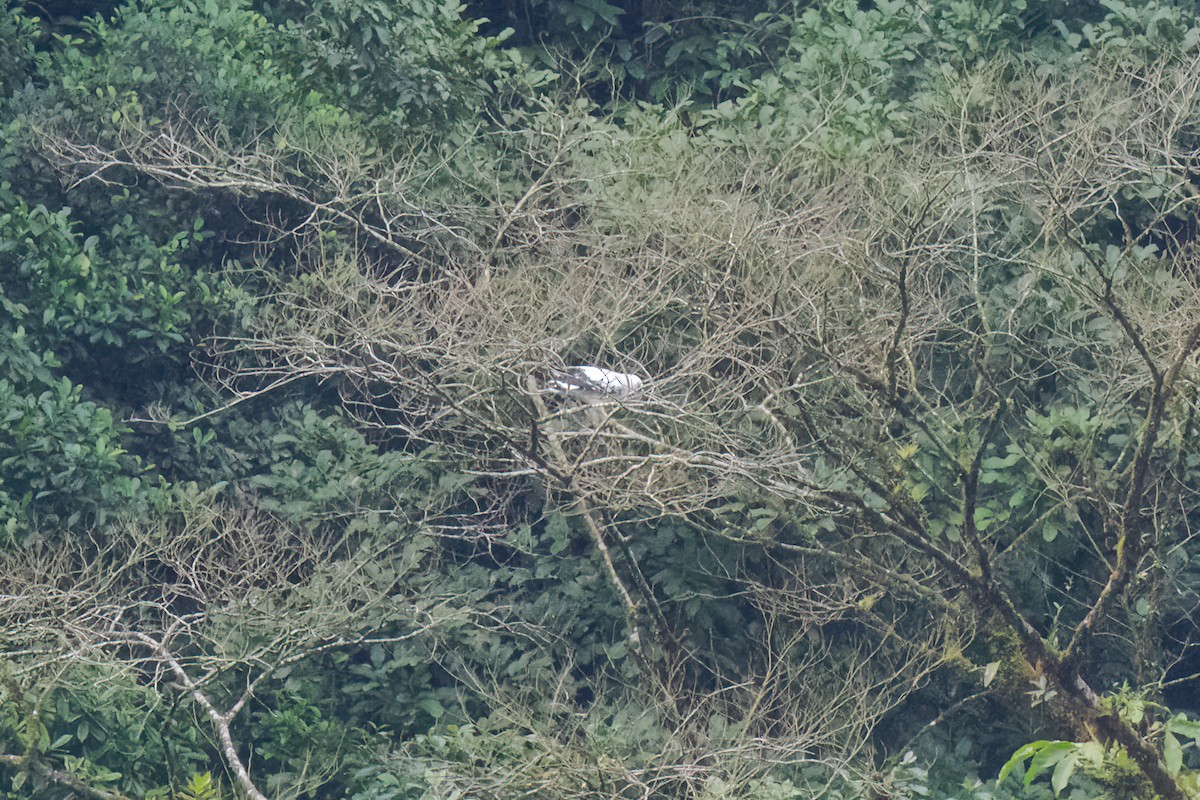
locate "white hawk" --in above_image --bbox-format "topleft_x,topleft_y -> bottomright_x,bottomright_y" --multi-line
545,366 -> 645,401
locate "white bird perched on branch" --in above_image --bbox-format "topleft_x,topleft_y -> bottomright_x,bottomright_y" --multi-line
545,366 -> 645,401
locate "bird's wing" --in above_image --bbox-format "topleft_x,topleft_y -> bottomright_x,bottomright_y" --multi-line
549,367 -> 604,392
569,366 -> 610,388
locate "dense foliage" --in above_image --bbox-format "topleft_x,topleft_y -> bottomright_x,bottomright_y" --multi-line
5,1 -> 1200,798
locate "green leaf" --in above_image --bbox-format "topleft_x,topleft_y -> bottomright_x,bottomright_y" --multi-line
1167,715 -> 1200,741
1165,731 -> 1182,776
982,453 -> 1021,469
1051,751 -> 1077,795
1076,741 -> 1104,766
418,698 -> 445,719
983,660 -> 1000,687
999,741 -> 1049,785
1026,742 -> 1072,786
974,506 -> 994,531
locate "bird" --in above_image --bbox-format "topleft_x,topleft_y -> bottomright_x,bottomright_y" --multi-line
545,366 -> 645,402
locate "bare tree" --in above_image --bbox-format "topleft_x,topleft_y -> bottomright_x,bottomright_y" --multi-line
0,491 -> 459,798
35,50 -> 1200,798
